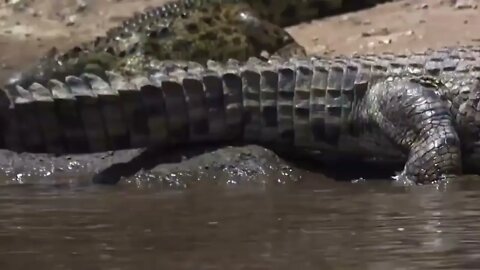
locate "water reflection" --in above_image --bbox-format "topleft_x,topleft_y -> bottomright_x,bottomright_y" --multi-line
0,176 -> 480,269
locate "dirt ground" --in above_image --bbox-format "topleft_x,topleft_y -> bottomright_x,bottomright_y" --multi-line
0,0 -> 479,83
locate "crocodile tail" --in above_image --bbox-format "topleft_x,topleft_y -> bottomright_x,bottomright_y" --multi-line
0,73 -> 129,154
0,55 -> 375,155
0,60 -> 247,154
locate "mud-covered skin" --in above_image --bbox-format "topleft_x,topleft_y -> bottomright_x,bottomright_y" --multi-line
3,45 -> 480,184
8,0 -> 392,89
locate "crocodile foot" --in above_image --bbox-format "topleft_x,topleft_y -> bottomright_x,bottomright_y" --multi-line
365,76 -> 463,184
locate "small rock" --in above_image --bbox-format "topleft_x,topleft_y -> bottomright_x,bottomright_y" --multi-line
66,15 -> 77,26
361,27 -> 390,37
419,3 -> 429,9
76,0 -> 88,13
380,38 -> 392,45
455,0 -> 478,9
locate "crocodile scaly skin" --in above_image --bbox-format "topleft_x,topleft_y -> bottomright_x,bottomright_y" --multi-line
3,45 -> 480,183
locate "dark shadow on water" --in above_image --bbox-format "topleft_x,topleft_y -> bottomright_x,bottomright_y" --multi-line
273,148 -> 404,181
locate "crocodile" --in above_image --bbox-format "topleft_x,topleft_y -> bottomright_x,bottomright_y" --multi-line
8,0 -> 393,89
2,45 -> 480,185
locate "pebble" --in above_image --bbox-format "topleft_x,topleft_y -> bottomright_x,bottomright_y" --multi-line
380,38 -> 392,45
419,3 -> 429,9
455,0 -> 478,9
361,27 -> 390,37
76,0 -> 88,13
66,15 -> 77,26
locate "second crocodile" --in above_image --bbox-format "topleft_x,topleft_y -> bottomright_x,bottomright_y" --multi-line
8,0 -> 393,89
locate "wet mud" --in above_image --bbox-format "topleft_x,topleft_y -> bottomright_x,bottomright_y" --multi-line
0,145 -> 308,187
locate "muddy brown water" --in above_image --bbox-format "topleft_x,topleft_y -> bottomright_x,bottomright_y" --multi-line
1,170 -> 480,270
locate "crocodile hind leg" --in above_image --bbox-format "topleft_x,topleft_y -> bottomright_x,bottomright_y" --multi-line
361,76 -> 462,184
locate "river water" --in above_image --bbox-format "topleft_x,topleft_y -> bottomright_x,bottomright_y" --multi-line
1,170 -> 480,270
